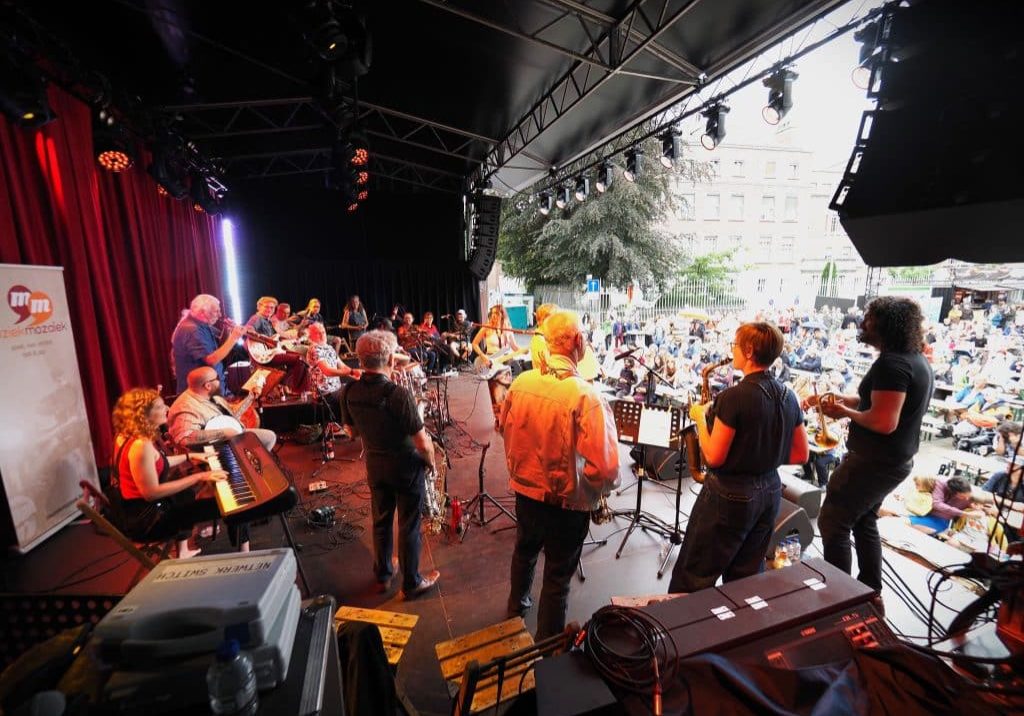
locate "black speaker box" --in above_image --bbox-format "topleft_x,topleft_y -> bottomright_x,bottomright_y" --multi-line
780,472 -> 823,519
767,498 -> 813,558
535,651 -> 624,716
468,195 -> 502,280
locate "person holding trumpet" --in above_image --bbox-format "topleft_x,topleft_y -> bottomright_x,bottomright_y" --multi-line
805,297 -> 933,609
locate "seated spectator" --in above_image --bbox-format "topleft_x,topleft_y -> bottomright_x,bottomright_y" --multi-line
796,345 -> 822,373
982,451 -> 1024,540
908,476 -> 988,535
993,421 -> 1023,458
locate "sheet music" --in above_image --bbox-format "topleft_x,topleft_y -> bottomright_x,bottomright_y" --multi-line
637,408 -> 673,448
243,368 -> 273,393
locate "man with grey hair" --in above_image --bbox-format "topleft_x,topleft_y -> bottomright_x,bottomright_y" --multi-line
171,294 -> 245,394
340,330 -> 440,599
500,310 -> 620,639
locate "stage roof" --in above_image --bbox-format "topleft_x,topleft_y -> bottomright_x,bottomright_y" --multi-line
13,0 -> 847,195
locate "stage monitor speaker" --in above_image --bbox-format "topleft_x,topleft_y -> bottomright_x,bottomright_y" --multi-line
767,498 -> 813,558
830,0 -> 1024,266
781,472 -> 823,519
467,194 -> 502,280
635,445 -> 684,481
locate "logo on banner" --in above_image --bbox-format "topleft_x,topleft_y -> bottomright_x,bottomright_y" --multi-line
8,285 -> 53,326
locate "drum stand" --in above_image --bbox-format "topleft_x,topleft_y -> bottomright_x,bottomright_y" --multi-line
460,443 -> 516,542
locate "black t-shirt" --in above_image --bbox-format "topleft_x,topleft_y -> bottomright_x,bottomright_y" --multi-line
847,351 -> 933,465
713,371 -> 803,478
339,372 -> 423,472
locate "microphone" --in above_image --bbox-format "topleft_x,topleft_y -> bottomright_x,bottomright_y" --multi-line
441,314 -> 452,319
614,345 -> 642,361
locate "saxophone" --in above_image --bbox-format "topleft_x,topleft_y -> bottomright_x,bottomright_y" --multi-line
423,440 -> 449,535
682,357 -> 732,483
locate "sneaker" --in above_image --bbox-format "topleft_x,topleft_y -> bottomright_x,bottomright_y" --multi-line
401,570 -> 440,600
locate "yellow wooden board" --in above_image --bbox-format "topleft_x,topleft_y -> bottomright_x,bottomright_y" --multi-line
435,617 -> 526,661
335,605 -> 419,629
470,668 -> 536,713
439,632 -> 535,681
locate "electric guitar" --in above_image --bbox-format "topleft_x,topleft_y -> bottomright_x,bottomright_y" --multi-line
246,336 -> 304,364
204,371 -> 269,434
474,347 -> 524,381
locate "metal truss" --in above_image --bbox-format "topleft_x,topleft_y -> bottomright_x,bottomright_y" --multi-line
162,97 -> 491,190
522,0 -> 879,196
455,0 -> 709,189
221,147 -> 463,193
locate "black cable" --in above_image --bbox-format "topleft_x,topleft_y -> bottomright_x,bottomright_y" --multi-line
48,556 -> 133,592
44,549 -> 125,592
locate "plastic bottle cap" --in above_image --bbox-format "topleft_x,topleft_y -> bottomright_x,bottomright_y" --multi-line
215,638 -> 241,661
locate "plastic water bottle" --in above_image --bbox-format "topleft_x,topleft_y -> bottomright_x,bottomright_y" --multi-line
207,639 -> 259,716
787,536 -> 801,563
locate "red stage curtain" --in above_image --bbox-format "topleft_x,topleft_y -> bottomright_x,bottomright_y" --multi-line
0,87 -> 223,461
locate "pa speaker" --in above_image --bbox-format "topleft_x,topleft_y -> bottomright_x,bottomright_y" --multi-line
830,0 -> 1024,266
780,472 -> 823,519
467,194 -> 502,280
766,498 -> 813,559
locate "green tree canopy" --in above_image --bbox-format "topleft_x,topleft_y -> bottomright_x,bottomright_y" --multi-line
657,249 -> 740,308
498,139 -> 711,291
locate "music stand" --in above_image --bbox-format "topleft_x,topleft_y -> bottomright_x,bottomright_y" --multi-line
311,387 -> 359,479
611,400 -> 682,574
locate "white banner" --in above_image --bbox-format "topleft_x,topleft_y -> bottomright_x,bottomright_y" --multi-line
0,264 -> 97,553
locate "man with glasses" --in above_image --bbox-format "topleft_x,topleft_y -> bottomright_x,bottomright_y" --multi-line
171,293 -> 246,394
167,366 -> 277,451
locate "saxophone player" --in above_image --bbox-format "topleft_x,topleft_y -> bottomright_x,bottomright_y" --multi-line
668,322 -> 809,593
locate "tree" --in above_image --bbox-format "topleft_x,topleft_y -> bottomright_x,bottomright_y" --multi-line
657,249 -> 740,308
820,260 -> 839,297
886,266 -> 934,281
498,138 -> 712,291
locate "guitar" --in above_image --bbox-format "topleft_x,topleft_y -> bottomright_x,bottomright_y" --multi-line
204,371 -> 269,434
474,347 -> 524,381
246,336 -> 303,364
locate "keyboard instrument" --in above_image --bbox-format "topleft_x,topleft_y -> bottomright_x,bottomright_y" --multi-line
203,432 -> 297,524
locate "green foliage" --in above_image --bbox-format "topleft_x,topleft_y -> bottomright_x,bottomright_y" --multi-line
820,260 -> 839,296
498,139 -> 712,291
658,249 -> 740,307
886,266 -> 934,281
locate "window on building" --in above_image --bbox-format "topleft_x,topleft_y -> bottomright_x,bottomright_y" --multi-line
681,233 -> 697,253
679,193 -> 695,220
705,193 -> 720,220
730,235 -> 743,252
827,213 -> 840,235
757,278 -> 767,292
709,159 -> 720,177
730,193 -> 744,221
765,160 -> 776,178
732,160 -> 745,177
704,235 -> 718,252
761,195 -> 776,221
840,244 -> 853,259
784,195 -> 798,222
789,162 -> 799,179
759,235 -> 772,258
779,237 -> 794,261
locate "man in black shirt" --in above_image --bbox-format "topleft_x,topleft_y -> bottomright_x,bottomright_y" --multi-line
668,323 -> 809,593
340,330 -> 440,599
811,297 -> 933,600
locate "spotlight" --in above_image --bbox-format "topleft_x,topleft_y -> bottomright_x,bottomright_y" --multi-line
349,131 -> 369,166
595,160 -> 613,193
659,125 -> 682,168
623,147 -> 643,182
538,191 -> 553,215
574,175 -> 590,202
327,137 -> 358,191
852,22 -> 880,90
356,170 -> 369,185
347,202 -> 359,213
357,189 -> 368,201
190,172 -> 223,215
762,68 -> 798,125
700,104 -> 729,150
147,133 -> 189,199
555,184 -> 571,209
0,57 -> 56,128
308,2 -> 371,76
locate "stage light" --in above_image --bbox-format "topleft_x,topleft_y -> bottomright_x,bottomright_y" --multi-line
347,202 -> 359,213
852,22 -> 880,90
357,170 -> 368,185
220,218 -> 244,324
700,104 -> 729,150
595,160 -> 613,193
357,189 -> 368,201
156,185 -> 168,197
349,131 -> 369,166
0,59 -> 56,129
574,175 -> 590,202
538,191 -> 553,215
555,184 -> 571,209
93,107 -> 134,172
762,68 -> 797,125
660,126 -> 682,168
147,134 -> 189,198
623,147 -> 643,182
190,172 -> 223,215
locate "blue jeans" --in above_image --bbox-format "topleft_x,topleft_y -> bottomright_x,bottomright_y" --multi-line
668,472 -> 782,593
818,450 -> 912,591
368,463 -> 425,592
507,494 -> 590,641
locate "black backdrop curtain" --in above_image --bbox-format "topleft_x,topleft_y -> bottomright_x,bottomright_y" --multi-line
229,180 -> 479,324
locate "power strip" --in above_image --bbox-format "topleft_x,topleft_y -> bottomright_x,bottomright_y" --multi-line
308,480 -> 329,493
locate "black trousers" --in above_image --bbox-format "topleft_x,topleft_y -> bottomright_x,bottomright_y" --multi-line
818,450 -> 912,591
368,461 -> 426,593
507,493 -> 590,641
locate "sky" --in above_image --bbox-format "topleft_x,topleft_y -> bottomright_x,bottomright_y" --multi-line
677,0 -> 882,168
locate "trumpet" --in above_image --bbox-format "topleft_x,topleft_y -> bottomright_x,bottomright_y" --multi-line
592,494 -> 613,525
812,384 -> 840,449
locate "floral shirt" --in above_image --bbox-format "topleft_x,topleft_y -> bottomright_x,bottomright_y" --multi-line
306,343 -> 342,394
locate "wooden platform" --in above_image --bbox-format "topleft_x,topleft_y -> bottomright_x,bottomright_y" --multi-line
334,605 -> 419,666
435,617 -> 536,714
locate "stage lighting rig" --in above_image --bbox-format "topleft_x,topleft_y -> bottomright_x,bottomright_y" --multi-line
147,132 -> 189,199
574,175 -> 590,202
852,22 -> 880,90
762,68 -> 798,125
595,160 -> 614,193
306,1 -> 372,77
93,107 -> 134,172
623,147 -> 643,182
190,171 -> 224,215
0,53 -> 55,128
700,104 -> 729,150
555,184 -> 571,210
660,125 -> 682,168
538,191 -> 553,215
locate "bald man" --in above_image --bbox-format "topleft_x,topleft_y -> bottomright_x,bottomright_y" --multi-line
167,366 -> 277,451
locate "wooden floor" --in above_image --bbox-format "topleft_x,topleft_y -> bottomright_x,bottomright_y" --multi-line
0,372 -> 983,715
